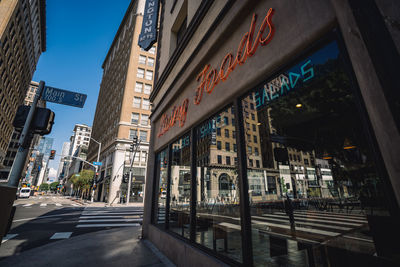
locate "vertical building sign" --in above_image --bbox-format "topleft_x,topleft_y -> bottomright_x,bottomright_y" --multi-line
138,0 -> 160,51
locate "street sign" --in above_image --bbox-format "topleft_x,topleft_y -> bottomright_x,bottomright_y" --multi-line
93,161 -> 102,166
42,86 -> 87,108
138,0 -> 160,50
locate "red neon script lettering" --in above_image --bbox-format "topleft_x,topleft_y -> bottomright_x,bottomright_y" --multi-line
157,98 -> 189,137
193,8 -> 275,105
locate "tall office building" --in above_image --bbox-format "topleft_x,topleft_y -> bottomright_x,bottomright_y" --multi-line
0,0 -> 46,167
88,0 -> 155,203
68,124 -> 91,157
0,81 -> 45,182
56,141 -> 70,180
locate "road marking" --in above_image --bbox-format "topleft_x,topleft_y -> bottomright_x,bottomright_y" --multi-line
23,203 -> 33,207
13,212 -> 82,222
76,223 -> 140,228
50,232 -> 73,239
71,204 -> 80,207
40,203 -> 47,207
55,203 -> 62,206
78,219 -> 142,223
79,216 -> 135,219
1,234 -> 18,243
81,212 -> 143,216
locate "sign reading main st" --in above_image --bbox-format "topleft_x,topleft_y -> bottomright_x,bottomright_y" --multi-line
42,86 -> 87,108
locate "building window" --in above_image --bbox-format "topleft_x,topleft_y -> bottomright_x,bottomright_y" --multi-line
147,57 -> 154,67
139,131 -> 148,142
141,151 -> 147,163
217,128 -> 221,136
217,141 -> 221,150
137,68 -> 145,78
252,124 -> 256,131
133,97 -> 141,108
141,114 -> 149,125
142,99 -> 150,110
149,47 -> 155,54
131,113 -> 139,124
145,70 -> 153,80
194,107 -> 241,261
167,133 -> 191,237
154,149 -> 168,225
139,55 -> 146,65
224,116 -> 229,125
225,142 -> 230,151
144,84 -> 152,94
129,130 -> 137,140
253,135 -> 257,143
135,82 -> 143,93
254,147 -> 259,156
224,129 -> 229,138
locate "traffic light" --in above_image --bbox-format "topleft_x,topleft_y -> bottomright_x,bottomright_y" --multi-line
130,143 -> 134,152
123,173 -> 129,183
49,150 -> 56,160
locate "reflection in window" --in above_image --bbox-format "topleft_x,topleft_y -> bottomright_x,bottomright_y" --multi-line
242,40 -> 395,266
168,134 -> 191,238
155,149 -> 168,225
195,107 -> 242,263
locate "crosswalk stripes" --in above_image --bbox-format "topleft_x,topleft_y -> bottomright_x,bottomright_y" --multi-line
252,209 -> 371,243
40,203 -> 47,207
76,207 -> 143,228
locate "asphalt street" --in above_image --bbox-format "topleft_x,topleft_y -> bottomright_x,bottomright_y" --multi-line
0,194 -> 143,261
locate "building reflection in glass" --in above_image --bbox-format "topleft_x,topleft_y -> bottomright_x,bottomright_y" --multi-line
195,108 -> 242,263
156,149 -> 168,225
241,40 -> 392,266
168,133 -> 191,238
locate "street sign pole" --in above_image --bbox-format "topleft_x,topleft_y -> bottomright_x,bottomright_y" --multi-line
8,81 -> 45,187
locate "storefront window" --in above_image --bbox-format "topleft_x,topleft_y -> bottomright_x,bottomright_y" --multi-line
195,107 -> 242,263
241,40 -> 394,266
155,149 -> 168,225
168,133 -> 191,238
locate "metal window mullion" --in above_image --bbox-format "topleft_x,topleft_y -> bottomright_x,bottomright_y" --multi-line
165,143 -> 172,229
233,99 -> 253,266
190,128 -> 197,241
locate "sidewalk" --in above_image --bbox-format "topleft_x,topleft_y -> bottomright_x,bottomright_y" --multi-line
0,227 -> 175,267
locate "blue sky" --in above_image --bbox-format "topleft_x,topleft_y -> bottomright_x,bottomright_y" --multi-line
33,0 -> 131,172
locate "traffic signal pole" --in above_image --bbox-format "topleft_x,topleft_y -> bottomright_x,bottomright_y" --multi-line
8,81 -> 45,187
1,81 -> 44,244
127,138 -> 140,204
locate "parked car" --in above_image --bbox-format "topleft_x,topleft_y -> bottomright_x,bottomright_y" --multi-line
18,188 -> 31,198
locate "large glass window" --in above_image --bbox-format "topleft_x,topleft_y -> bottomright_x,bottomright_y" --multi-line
242,40 -> 394,266
155,149 -> 168,225
195,107 -> 242,263
168,133 -> 191,238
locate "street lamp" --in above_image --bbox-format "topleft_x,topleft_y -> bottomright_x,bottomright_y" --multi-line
90,137 -> 102,203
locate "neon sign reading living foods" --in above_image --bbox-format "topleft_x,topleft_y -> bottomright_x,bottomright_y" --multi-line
157,8 -> 275,137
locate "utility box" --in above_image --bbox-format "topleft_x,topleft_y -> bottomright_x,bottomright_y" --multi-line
0,185 -> 17,245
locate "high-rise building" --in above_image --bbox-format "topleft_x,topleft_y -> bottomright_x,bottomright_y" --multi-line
88,0 -> 155,204
69,124 -> 91,157
56,141 -> 70,180
0,0 -> 46,167
0,81 -> 45,182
